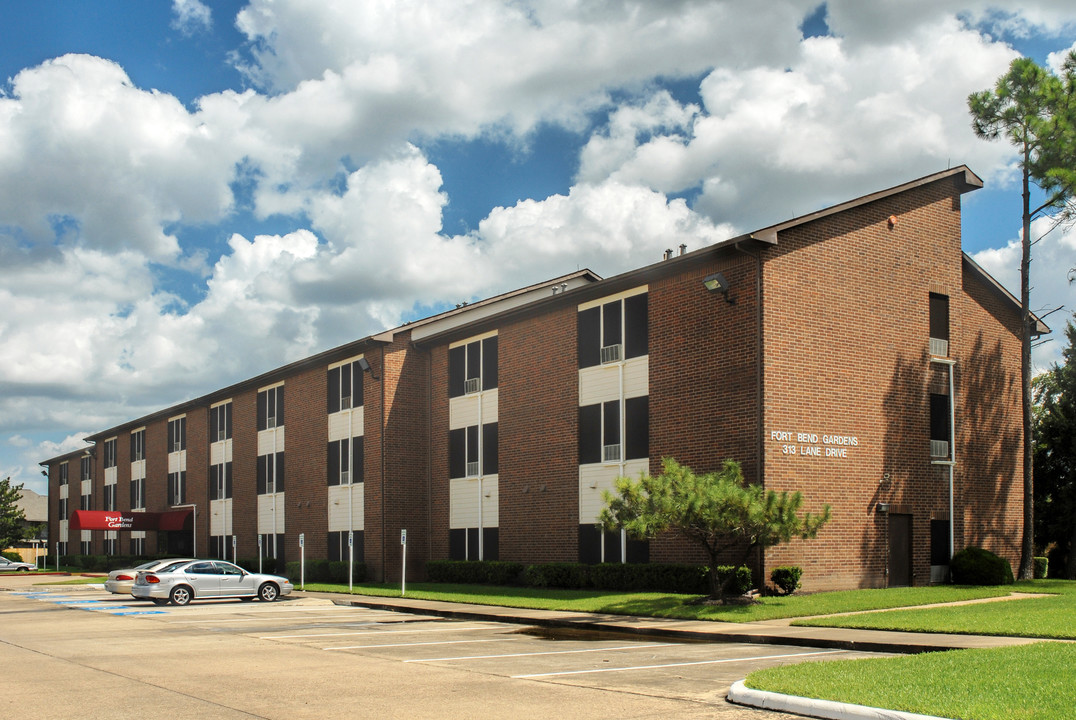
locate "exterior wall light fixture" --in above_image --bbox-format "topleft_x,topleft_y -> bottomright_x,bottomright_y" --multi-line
358,356 -> 380,381
703,272 -> 735,304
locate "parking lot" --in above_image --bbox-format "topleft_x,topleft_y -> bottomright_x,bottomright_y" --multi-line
0,579 -> 887,719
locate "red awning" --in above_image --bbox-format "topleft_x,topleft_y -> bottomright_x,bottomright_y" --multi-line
69,509 -> 193,532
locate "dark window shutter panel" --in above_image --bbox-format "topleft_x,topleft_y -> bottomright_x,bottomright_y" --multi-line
327,366 -> 340,414
448,346 -> 466,397
482,422 -> 498,475
353,437 -> 364,483
327,441 -> 340,486
603,300 -> 622,346
257,390 -> 267,431
449,429 -> 466,478
624,292 -> 648,358
625,396 -> 649,460
353,361 -> 364,407
276,452 -> 285,492
577,307 -> 601,368
466,425 -> 479,465
578,404 -> 601,464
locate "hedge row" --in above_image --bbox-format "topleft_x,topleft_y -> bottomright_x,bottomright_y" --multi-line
284,559 -> 367,583
425,560 -> 754,595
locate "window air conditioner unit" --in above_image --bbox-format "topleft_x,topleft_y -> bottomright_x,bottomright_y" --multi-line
930,440 -> 949,459
466,461 -> 480,477
929,338 -> 949,357
600,343 -> 623,364
603,444 -> 621,462
465,377 -> 482,394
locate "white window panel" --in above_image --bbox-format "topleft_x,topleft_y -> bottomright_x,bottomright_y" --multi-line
167,451 -> 186,474
328,407 -> 364,443
81,530 -> 92,542
81,479 -> 92,495
105,467 -> 117,484
328,484 -> 364,532
257,426 -> 286,455
579,356 -> 648,406
578,459 -> 649,523
60,486 -> 68,500
130,460 -> 146,481
59,520 -> 68,541
210,499 -> 232,536
257,493 -> 286,535
622,356 -> 649,398
449,476 -> 499,528
449,389 -> 499,430
210,439 -> 233,466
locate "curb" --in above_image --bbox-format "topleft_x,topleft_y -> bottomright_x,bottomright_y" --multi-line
327,595 -> 971,655
727,681 -> 950,720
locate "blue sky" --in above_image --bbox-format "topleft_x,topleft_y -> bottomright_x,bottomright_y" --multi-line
2,1 -> 1076,496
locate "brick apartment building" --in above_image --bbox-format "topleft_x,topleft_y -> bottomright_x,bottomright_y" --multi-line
41,166 -> 1041,591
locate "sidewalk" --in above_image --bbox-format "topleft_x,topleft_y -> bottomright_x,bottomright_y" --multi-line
304,590 -> 1042,655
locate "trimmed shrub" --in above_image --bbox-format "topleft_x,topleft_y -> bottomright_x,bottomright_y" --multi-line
589,563 -> 710,594
523,562 -> 590,588
770,566 -> 803,596
1034,556 -> 1049,579
715,565 -> 753,596
2,550 -> 24,562
950,547 -> 1014,585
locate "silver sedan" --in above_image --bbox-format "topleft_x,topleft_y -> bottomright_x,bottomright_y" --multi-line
131,559 -> 293,606
104,558 -> 195,595
0,556 -> 35,572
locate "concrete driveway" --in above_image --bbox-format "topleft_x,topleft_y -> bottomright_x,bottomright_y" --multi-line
0,575 -> 873,719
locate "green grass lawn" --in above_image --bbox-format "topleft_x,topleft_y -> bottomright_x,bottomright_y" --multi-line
794,579 -> 1076,638
300,581 -> 1021,622
745,642 -> 1076,720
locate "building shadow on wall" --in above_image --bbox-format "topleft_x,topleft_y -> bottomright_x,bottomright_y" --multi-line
863,335 -> 1019,586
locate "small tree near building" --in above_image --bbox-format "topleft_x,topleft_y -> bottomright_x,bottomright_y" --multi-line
598,458 -> 831,603
0,477 -> 37,552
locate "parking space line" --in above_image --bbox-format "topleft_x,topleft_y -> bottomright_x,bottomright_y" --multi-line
512,649 -> 848,678
259,623 -> 412,638
406,643 -> 678,663
326,638 -> 516,651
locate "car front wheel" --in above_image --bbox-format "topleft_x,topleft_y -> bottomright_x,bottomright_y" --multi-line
258,583 -> 279,602
169,585 -> 193,606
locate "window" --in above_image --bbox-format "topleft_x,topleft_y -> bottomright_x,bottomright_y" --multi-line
579,397 -> 648,464
328,438 -> 363,485
257,452 -> 285,494
258,385 -> 285,430
130,478 -> 146,510
929,293 -> 949,356
578,292 -> 648,368
210,402 -> 232,443
578,525 -> 649,564
167,471 -> 186,505
328,530 -> 364,562
167,417 -> 187,453
130,429 -> 145,462
81,456 -> 92,482
930,393 -> 951,458
58,497 -> 68,518
209,462 -> 233,500
449,528 -> 499,561
103,484 -> 117,511
259,533 -> 284,561
103,439 -> 117,469
328,361 -> 364,413
59,463 -> 68,486
449,423 -> 498,478
129,537 -> 144,555
80,493 -> 92,511
448,336 -> 498,398
80,540 -> 92,556
104,537 -> 117,556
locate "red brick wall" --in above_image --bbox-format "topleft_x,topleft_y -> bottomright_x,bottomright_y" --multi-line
499,306 -> 582,563
957,264 -> 1024,569
648,252 -> 761,564
761,176 -> 993,590
283,367 -> 328,566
